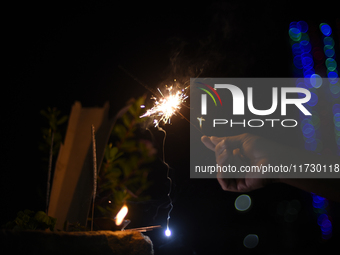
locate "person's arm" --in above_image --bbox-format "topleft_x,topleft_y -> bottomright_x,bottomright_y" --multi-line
201,134 -> 340,202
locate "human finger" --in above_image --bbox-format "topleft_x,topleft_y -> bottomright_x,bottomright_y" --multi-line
201,136 -> 216,151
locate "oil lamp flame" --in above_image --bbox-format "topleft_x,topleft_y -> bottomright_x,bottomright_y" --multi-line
115,205 -> 128,226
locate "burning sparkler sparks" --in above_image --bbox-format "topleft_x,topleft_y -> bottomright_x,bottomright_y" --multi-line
140,85 -> 188,127
139,83 -> 189,237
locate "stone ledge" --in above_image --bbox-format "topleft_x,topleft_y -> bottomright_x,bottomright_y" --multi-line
0,229 -> 153,255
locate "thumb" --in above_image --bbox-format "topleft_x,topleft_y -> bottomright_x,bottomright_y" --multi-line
201,136 -> 215,151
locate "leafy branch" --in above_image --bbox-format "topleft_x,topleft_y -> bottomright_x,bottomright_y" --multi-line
95,96 -> 157,217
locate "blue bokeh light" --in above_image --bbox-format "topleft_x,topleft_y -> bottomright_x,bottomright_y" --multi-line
307,92 -> 318,106
324,37 -> 335,47
334,113 -> 340,127
326,58 -> 337,71
289,28 -> 301,41
235,194 -> 252,211
332,104 -> 340,115
324,45 -> 335,58
328,71 -> 338,80
320,23 -> 332,36
243,234 -> 259,249
290,21 -> 335,239
302,53 -> 314,67
310,74 -> 322,88
297,21 -> 308,33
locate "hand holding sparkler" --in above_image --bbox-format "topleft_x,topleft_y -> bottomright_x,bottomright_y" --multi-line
201,133 -> 340,202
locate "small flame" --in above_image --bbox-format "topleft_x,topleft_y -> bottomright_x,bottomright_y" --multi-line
115,205 -> 128,226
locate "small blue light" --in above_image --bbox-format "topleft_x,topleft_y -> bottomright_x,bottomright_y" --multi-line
289,28 -> 301,41
334,113 -> 340,127
303,131 -> 316,141
320,23 -> 332,36
300,118 -> 312,128
305,140 -> 318,151
332,104 -> 340,115
292,43 -> 302,55
313,200 -> 326,209
304,137 -> 316,144
300,42 -> 312,53
289,21 -> 297,29
324,45 -> 335,58
326,58 -> 337,71
317,214 -> 328,226
302,122 -> 315,132
300,33 -> 310,46
304,68 -> 315,80
330,84 -> 340,95
313,195 -> 325,203
328,71 -> 338,80
302,53 -> 314,67
310,74 -> 322,88
307,92 -> 318,106
297,21 -> 308,33
293,55 -> 303,69
323,37 -> 335,47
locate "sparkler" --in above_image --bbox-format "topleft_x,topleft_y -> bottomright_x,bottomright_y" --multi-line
120,66 -> 204,237
139,83 -> 190,237
140,85 -> 188,127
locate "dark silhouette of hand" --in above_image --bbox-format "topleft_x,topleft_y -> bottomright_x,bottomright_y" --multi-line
201,133 -> 281,192
201,133 -> 340,202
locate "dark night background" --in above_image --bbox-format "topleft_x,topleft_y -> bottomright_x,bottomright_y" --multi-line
2,1 -> 340,254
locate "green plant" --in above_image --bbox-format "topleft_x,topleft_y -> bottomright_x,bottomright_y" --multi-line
39,107 -> 68,157
5,210 -> 57,231
96,96 -> 157,217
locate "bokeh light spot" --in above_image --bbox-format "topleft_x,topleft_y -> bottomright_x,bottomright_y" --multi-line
306,92 -> 318,106
326,58 -> 337,71
334,113 -> 340,127
330,83 -> 340,95
289,28 -> 301,41
300,33 -> 310,45
293,55 -> 303,69
310,74 -> 322,88
302,53 -> 313,67
235,194 -> 252,211
297,21 -> 308,33
323,37 -> 334,47
243,234 -> 259,248
320,23 -> 332,36
324,45 -> 335,58
328,71 -> 338,80
332,104 -> 340,115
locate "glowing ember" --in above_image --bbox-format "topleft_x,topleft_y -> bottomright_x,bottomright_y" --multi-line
165,228 -> 171,237
140,85 -> 188,127
115,205 -> 128,226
